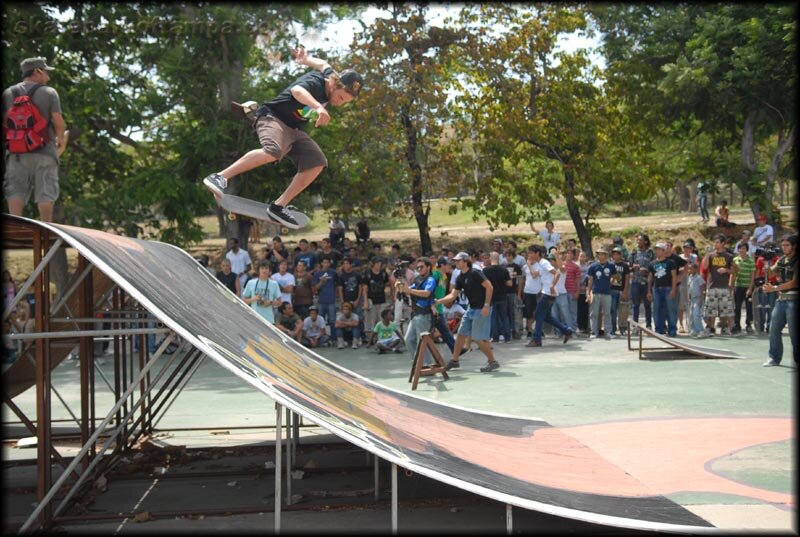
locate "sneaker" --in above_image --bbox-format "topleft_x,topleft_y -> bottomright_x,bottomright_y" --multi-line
352,341 -> 360,350
393,348 -> 403,353
604,334 -> 613,340
267,203 -> 300,229
203,173 -> 228,197
720,327 -> 730,336
703,328 -> 714,337
337,340 -> 345,350
762,359 -> 779,367
480,360 -> 500,373
525,340 -> 541,347
444,359 -> 460,370
691,331 -> 701,338
746,325 -> 754,334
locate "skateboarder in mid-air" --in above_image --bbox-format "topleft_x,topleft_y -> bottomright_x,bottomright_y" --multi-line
203,46 -> 363,228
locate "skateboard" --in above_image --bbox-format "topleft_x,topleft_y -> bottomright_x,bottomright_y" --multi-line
215,193 -> 309,230
231,101 -> 259,126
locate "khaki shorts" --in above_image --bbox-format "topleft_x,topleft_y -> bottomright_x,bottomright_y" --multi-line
255,115 -> 328,172
4,153 -> 59,203
704,287 -> 734,318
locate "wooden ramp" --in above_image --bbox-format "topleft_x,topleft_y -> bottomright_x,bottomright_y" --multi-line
627,320 -> 742,360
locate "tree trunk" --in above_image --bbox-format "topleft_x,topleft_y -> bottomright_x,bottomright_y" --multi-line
677,179 -> 689,212
50,203 -> 71,300
401,106 -> 433,255
564,170 -> 592,257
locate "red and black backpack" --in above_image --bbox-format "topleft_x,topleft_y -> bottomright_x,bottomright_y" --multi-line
4,83 -> 49,153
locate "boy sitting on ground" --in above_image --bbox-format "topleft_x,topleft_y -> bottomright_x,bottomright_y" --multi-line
369,309 -> 404,354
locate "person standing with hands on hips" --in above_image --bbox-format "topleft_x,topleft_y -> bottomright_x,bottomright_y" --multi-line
436,252 -> 500,373
763,235 -> 797,367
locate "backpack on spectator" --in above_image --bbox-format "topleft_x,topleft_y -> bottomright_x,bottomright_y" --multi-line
4,84 -> 49,154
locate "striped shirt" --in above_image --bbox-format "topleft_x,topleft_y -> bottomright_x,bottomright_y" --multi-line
733,255 -> 755,288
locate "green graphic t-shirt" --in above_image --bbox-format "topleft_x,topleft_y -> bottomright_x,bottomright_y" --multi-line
373,321 -> 398,340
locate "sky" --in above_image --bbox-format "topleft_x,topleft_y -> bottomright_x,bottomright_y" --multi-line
298,5 -> 604,68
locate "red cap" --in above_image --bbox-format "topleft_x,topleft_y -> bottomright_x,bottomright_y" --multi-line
757,214 -> 767,221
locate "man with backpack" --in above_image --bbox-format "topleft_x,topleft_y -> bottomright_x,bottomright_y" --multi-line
3,57 -> 66,222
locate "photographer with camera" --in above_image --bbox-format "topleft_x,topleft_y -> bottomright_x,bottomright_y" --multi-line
753,242 -> 781,334
396,258 -> 437,366
763,235 -> 797,367
241,260 -> 282,323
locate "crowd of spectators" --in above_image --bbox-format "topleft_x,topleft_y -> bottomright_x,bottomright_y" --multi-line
210,216 -> 796,370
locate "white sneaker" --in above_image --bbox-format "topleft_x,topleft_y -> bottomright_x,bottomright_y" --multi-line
762,359 -> 779,367
352,341 -> 360,349
337,339 -> 345,349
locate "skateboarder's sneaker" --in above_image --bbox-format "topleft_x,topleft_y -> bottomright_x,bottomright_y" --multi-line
268,203 -> 299,228
762,358 -> 779,367
203,173 -> 228,197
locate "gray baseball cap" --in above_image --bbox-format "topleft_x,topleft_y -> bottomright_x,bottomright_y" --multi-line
21,57 -> 54,74
453,251 -> 470,261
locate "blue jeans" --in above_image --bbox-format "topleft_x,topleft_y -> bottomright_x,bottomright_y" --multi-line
630,281 -> 652,327
550,293 -> 572,335
490,301 -> 511,341
336,325 -> 361,342
652,287 -> 678,336
768,299 -> 797,364
756,288 -> 776,332
406,313 -> 434,365
698,195 -> 709,221
567,293 -> 578,332
689,296 -> 705,333
531,294 -> 572,344
318,302 -> 337,335
505,294 -> 519,338
610,290 -> 621,334
433,312 -> 455,353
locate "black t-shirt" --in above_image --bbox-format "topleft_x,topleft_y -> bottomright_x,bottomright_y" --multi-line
669,253 -> 688,269
264,67 -> 333,129
337,270 -> 363,302
610,261 -> 631,291
455,268 -> 489,309
482,265 -> 510,303
364,269 -> 389,304
648,258 -> 677,288
216,271 -> 238,294
774,254 -> 798,296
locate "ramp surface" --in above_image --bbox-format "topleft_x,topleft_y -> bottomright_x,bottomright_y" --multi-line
2,215 -> 717,532
629,320 -> 743,359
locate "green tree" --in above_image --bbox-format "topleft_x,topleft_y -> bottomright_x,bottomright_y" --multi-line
324,4 -> 466,254
2,3 -> 359,249
452,4 -> 654,254
591,4 -> 796,225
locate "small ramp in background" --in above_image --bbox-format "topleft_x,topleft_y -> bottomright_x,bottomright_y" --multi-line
627,320 -> 743,360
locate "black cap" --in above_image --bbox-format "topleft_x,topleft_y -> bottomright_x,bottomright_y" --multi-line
339,69 -> 363,97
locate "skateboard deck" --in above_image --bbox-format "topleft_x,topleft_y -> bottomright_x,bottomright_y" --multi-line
231,101 -> 259,125
215,193 -> 309,230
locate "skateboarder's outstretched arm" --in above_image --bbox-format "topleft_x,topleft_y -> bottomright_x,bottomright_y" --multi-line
292,46 -> 331,73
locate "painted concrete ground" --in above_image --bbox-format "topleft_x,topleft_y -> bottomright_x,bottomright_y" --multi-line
6,330 -> 796,532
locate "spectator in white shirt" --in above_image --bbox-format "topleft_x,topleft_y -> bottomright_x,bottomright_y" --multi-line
225,237 -> 252,290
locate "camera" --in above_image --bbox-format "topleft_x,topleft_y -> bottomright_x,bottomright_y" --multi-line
392,260 -> 410,279
755,246 -> 780,261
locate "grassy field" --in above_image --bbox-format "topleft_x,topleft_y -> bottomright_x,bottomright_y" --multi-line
3,202 -> 794,283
